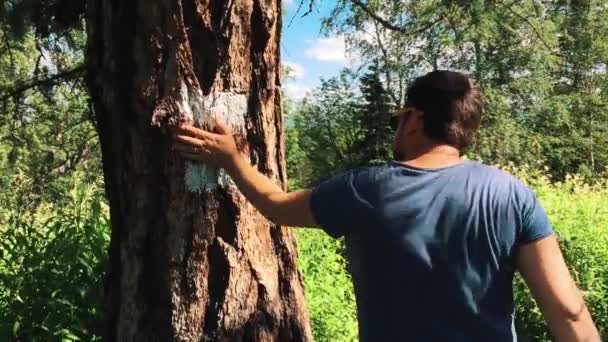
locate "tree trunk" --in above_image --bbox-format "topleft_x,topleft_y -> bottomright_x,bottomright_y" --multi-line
85,0 -> 311,340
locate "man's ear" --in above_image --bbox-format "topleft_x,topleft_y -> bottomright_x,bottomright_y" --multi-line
406,110 -> 424,134
414,109 -> 424,123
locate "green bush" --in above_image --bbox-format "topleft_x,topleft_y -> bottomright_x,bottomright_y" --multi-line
295,229 -> 358,341
508,167 -> 608,341
1,167 -> 605,341
295,166 -> 608,341
0,175 -> 109,341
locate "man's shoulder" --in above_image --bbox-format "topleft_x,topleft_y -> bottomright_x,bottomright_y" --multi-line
333,163 -> 390,181
312,164 -> 386,191
467,161 -> 527,185
466,162 -> 539,204
352,163 -> 390,178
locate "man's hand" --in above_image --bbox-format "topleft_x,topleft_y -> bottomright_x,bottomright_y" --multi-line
170,120 -> 319,228
172,120 -> 238,169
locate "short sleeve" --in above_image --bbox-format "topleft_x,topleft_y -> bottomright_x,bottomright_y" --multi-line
517,187 -> 554,245
310,169 -> 373,238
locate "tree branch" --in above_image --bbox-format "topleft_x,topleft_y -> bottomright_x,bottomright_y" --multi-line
350,0 -> 440,35
499,0 -> 563,58
0,64 -> 85,103
289,0 -> 317,27
1,27 -> 16,71
371,20 -> 400,106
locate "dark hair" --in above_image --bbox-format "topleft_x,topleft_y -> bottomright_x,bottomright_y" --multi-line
405,70 -> 482,149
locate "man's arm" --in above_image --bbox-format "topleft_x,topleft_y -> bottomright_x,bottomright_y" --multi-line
516,235 -> 600,342
224,152 -> 318,227
171,121 -> 319,228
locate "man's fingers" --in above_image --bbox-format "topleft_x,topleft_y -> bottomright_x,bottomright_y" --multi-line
174,134 -> 207,147
173,141 -> 213,161
173,142 -> 203,154
212,119 -> 231,135
176,123 -> 217,140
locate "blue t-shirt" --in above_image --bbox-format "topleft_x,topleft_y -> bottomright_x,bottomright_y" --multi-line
310,160 -> 553,342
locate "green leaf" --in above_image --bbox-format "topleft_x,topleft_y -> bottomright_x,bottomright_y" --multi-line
77,256 -> 94,275
12,320 -> 20,336
64,332 -> 81,341
15,293 -> 24,303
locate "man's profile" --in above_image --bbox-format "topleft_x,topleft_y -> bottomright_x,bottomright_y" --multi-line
172,70 -> 600,341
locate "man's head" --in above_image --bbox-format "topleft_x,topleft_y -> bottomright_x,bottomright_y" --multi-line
391,70 -> 483,160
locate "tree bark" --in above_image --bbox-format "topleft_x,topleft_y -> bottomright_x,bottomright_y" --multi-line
85,0 -> 311,340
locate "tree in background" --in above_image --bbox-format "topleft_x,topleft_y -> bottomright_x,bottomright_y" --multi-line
0,2 -> 106,339
529,0 -> 608,178
292,69 -> 362,183
0,3 -> 97,212
289,64 -> 394,185
315,0 -> 608,180
352,62 -> 395,166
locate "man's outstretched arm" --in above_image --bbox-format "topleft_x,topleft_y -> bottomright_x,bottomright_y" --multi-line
171,121 -> 319,228
516,235 -> 601,342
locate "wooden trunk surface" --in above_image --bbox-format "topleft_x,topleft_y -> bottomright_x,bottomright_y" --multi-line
85,0 -> 311,340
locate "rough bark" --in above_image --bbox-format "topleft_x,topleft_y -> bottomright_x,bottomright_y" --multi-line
85,0 -> 311,340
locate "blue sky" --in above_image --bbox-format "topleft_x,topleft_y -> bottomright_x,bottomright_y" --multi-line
280,0 -> 356,99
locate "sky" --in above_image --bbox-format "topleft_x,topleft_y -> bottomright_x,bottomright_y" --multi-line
280,0 -> 357,100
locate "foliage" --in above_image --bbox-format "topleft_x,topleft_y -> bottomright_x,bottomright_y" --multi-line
290,65 -> 395,186
285,123 -> 310,191
0,24 -> 97,208
295,229 -> 358,342
2,165 -> 605,342
505,165 -> 608,341
0,173 -> 108,341
292,69 -> 363,184
319,0 -> 608,180
351,63 -> 394,166
0,0 -> 85,41
0,5 -> 103,341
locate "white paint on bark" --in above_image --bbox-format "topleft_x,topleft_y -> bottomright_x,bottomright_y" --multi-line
180,88 -> 248,193
197,91 -> 248,131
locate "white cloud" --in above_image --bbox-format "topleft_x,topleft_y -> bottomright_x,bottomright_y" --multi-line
283,61 -> 305,79
284,82 -> 312,100
305,35 -> 348,63
285,0 -> 294,7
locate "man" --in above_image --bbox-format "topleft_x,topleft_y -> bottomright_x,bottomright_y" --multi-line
172,70 -> 600,341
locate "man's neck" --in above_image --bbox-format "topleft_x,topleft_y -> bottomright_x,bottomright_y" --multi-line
396,144 -> 462,169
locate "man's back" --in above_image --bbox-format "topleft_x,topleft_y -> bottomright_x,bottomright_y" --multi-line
310,160 -> 553,341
